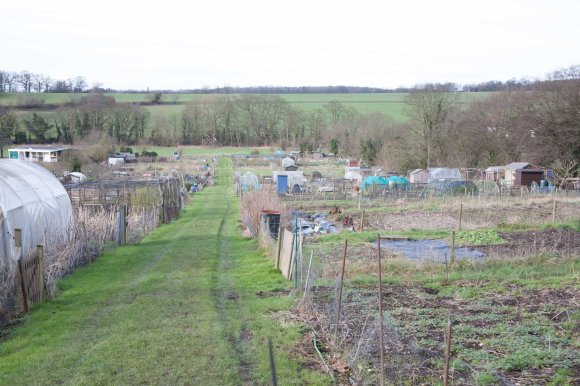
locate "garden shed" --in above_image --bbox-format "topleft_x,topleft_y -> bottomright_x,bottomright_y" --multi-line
0,160 -> 73,272
504,162 -> 545,187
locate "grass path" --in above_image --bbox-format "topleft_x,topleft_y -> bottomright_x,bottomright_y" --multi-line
0,159 -> 326,385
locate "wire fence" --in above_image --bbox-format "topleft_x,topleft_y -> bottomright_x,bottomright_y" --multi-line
255,186 -> 580,384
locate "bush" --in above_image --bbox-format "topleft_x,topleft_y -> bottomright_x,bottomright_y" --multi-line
87,144 -> 109,163
120,146 -> 133,154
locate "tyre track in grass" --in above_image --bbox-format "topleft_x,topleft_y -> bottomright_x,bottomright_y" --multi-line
0,160 -> 244,385
213,159 -> 256,385
0,157 -> 328,385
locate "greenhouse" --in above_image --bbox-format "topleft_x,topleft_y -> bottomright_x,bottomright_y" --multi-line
0,160 -> 73,272
239,172 -> 261,192
425,179 -> 478,196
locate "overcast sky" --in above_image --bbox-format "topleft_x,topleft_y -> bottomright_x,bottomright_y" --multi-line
2,0 -> 579,90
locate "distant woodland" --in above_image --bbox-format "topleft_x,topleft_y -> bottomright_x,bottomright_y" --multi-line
0,65 -> 578,173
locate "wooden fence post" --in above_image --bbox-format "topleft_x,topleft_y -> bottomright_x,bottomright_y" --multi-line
276,224 -> 283,270
335,239 -> 348,342
444,319 -> 453,386
268,338 -> 278,386
17,258 -> 29,314
37,245 -> 44,302
450,231 -> 456,265
14,228 -> 22,249
457,203 -> 463,231
376,234 -> 385,386
13,228 -> 29,313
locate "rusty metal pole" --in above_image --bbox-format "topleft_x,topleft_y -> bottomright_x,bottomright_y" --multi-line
335,239 -> 348,342
377,234 -> 385,386
444,319 -> 452,386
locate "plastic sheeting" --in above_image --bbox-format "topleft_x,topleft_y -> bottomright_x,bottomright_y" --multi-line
426,179 -> 478,196
0,160 -> 72,271
239,172 -> 260,192
428,168 -> 462,180
379,239 -> 485,263
360,176 -> 388,190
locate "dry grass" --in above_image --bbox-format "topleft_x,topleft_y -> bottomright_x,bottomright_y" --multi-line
240,190 -> 288,237
43,205 -> 160,297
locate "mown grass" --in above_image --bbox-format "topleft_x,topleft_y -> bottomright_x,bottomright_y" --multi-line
0,158 -> 327,385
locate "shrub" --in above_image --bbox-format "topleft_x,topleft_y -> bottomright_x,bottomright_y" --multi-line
87,144 -> 110,163
240,190 -> 287,237
120,146 -> 133,154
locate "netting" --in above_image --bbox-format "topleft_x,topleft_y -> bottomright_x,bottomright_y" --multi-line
425,179 -> 478,196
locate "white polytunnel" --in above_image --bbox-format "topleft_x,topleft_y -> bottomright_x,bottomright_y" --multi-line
0,160 -> 73,272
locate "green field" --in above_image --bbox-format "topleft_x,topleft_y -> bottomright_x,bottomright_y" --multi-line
1,91 -> 491,129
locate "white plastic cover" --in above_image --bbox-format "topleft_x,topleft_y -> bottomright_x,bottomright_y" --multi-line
428,168 -> 462,181
0,160 -> 73,271
281,157 -> 296,168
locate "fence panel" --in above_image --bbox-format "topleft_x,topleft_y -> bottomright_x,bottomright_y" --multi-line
279,229 -> 295,280
18,245 -> 44,313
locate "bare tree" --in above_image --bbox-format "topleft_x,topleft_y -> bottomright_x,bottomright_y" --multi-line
405,84 -> 456,168
324,100 -> 345,125
0,71 -> 7,92
42,75 -> 53,92
17,71 -> 33,93
73,76 -> 87,93
5,72 -> 18,92
518,70 -> 580,165
33,74 -> 44,93
550,159 -> 579,189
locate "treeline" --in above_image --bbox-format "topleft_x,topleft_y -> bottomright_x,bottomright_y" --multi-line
0,71 -> 97,93
381,66 -> 579,172
0,66 -> 578,174
0,94 -> 148,149
1,69 -> 561,95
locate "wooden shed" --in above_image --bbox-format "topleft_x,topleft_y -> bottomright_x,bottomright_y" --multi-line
504,162 -> 545,187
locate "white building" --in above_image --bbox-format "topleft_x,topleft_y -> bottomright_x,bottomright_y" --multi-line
8,145 -> 72,163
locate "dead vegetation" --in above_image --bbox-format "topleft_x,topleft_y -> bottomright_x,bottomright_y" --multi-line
279,194 -> 580,385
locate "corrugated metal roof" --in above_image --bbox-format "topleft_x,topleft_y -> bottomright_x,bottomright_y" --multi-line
505,162 -> 530,170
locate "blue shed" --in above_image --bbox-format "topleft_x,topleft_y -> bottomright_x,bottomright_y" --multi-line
277,175 -> 288,194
